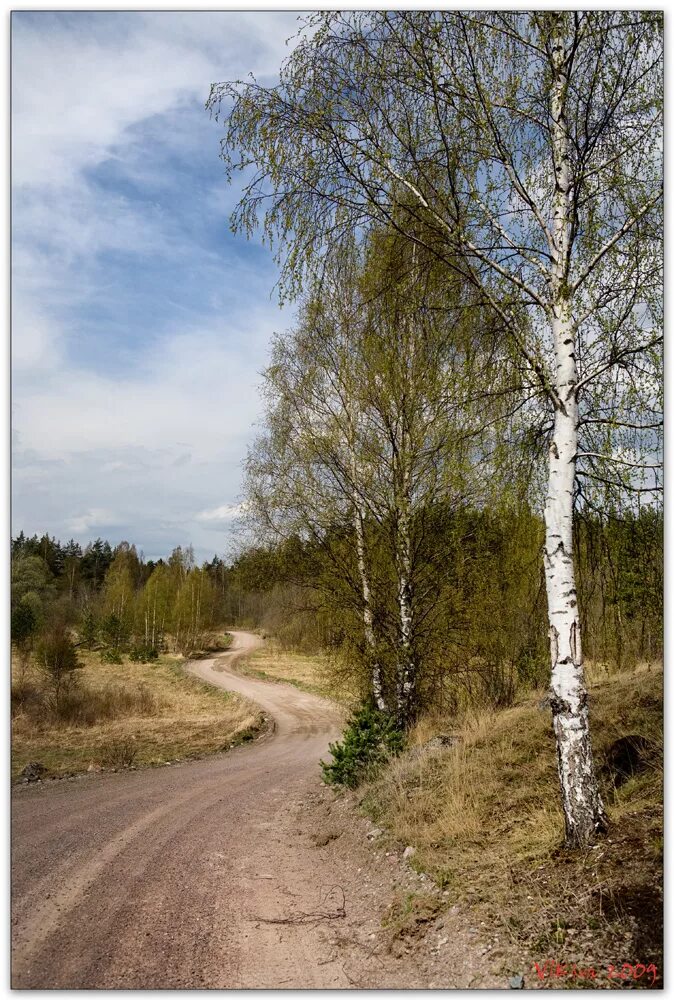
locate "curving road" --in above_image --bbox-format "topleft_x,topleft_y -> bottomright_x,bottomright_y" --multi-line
11,631 -> 349,988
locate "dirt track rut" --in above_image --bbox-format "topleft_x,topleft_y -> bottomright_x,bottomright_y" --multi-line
11,631 -> 352,988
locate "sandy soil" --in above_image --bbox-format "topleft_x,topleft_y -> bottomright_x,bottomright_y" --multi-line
11,631 -> 501,989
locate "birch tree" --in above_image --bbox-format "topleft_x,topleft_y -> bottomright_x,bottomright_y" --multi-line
246,257 -> 388,708
246,234 -> 513,723
356,228 -> 514,725
210,10 -> 662,845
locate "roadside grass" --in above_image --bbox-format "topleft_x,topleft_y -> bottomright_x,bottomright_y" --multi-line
237,641 -> 359,706
189,631 -> 234,657
11,649 -> 262,780
362,664 -> 663,985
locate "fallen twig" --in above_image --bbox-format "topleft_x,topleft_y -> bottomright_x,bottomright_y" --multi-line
254,885 -> 346,926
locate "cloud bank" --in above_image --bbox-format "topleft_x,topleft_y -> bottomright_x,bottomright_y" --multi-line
12,11 -> 301,560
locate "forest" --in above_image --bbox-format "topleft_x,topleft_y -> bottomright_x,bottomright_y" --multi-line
11,533 -> 228,665
11,498 -> 662,718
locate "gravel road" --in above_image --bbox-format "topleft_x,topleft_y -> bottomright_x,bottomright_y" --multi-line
11,631 -> 354,989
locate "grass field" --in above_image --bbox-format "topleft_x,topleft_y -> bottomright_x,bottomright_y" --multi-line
237,640 -> 360,707
11,648 -> 262,780
364,663 -> 663,985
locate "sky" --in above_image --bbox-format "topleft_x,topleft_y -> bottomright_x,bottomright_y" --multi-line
11,11 -> 303,562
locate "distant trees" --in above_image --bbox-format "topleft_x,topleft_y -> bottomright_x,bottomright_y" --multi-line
576,509 -> 663,670
12,533 -> 115,600
11,504 -> 660,734
11,553 -> 54,629
211,9 -> 662,846
10,536 -> 227,665
80,539 -> 114,590
11,601 -> 37,691
222,506 -> 662,705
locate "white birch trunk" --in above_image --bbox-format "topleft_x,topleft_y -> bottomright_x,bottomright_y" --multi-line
395,500 -> 416,727
353,502 -> 386,711
546,23 -> 606,847
347,423 -> 387,712
393,323 -> 417,728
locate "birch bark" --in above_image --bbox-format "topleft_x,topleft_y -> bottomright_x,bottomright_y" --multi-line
546,24 -> 607,846
395,498 -> 416,727
347,414 -> 387,712
353,500 -> 386,711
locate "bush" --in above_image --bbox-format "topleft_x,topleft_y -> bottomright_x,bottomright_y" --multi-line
321,706 -> 405,788
129,644 -> 159,663
98,737 -> 138,770
11,601 -> 37,647
100,647 -> 123,664
99,613 -> 130,653
34,626 -> 82,717
44,681 -> 159,727
11,679 -> 44,715
79,608 -> 98,649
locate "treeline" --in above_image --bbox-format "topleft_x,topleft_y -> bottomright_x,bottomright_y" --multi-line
11,533 -> 229,665
225,507 -> 663,714
13,502 -> 661,702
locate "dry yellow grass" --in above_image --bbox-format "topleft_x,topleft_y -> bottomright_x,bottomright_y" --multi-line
364,665 -> 663,979
239,641 -> 359,706
12,651 -> 262,779
584,656 -> 662,685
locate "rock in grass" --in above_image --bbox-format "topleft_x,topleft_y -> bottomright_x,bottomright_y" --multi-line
509,974 -> 524,989
21,761 -> 47,782
403,845 -> 416,860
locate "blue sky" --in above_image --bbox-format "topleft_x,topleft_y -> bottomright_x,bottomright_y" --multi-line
12,11 -> 303,561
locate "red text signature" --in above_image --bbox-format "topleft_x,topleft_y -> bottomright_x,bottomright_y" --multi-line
533,959 -> 658,987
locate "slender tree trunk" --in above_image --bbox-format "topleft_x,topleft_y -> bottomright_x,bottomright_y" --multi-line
353,502 -> 386,711
196,579 -> 202,650
346,408 -> 387,712
395,502 -> 416,727
546,20 -> 606,847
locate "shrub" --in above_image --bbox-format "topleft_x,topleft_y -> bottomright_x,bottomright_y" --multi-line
100,647 -> 123,664
34,626 -> 82,717
129,644 -> 159,663
53,682 -> 159,727
11,679 -> 44,715
100,613 -> 130,653
79,608 -> 98,649
321,706 -> 405,788
11,601 -> 37,647
98,737 -> 138,770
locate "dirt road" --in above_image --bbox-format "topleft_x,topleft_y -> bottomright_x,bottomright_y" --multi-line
12,631 -> 499,989
12,632 -> 344,988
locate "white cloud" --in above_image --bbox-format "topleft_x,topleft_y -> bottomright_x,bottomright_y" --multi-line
11,303 -> 286,557
11,12 -> 302,559
13,313 -> 277,458
67,508 -> 121,535
11,304 -> 62,373
196,502 -> 246,523
12,13 -> 299,188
